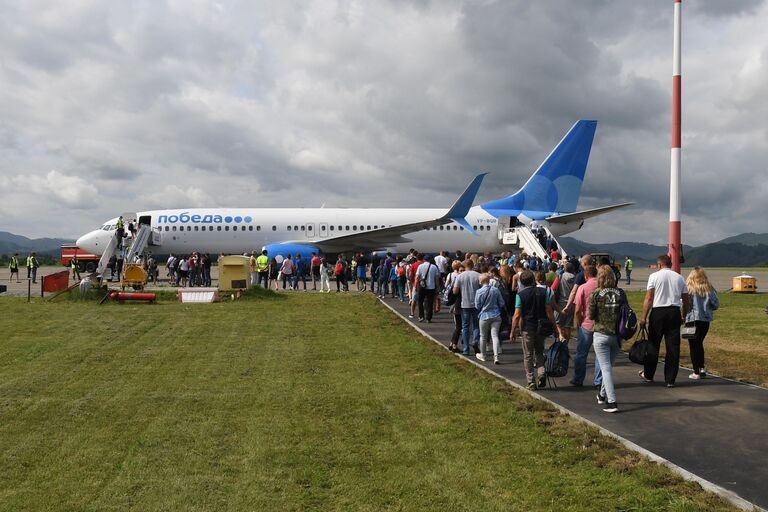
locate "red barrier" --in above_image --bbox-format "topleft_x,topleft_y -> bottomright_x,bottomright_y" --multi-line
41,271 -> 70,295
110,292 -> 156,302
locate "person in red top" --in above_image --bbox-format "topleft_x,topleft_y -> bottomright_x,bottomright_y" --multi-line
570,265 -> 602,387
310,252 -> 322,290
550,250 -> 560,262
408,253 -> 424,319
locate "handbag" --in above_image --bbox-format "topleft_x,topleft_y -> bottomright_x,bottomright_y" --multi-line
682,313 -> 697,340
628,326 -> 658,365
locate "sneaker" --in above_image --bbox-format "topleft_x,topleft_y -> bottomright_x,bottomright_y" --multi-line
408,314 -> 414,318
596,393 -> 606,405
638,370 -> 653,383
475,353 -> 486,362
538,376 -> 547,389
666,382 -> 675,388
700,368 -> 707,378
602,403 -> 619,413
418,318 -> 424,323
526,382 -> 536,390
688,373 -> 700,380
494,357 -> 500,365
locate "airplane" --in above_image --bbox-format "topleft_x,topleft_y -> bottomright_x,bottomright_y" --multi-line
76,120 -> 632,261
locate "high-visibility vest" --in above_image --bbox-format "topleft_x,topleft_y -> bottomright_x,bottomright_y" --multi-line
256,255 -> 269,272
26,256 -> 33,268
71,259 -> 78,269
9,256 -> 18,270
116,218 -> 124,230
626,259 -> 633,271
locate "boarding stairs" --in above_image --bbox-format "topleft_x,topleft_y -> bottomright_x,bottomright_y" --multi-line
498,225 -> 567,260
93,224 -> 154,280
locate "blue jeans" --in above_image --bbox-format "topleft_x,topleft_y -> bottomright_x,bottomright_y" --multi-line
593,332 -> 619,404
572,327 -> 602,386
461,307 -> 480,354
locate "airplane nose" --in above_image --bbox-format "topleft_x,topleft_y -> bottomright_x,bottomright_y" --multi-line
76,230 -> 102,254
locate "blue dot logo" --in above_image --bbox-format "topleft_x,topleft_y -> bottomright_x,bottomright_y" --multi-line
234,216 -> 243,223
224,216 -> 233,223
244,216 -> 252,223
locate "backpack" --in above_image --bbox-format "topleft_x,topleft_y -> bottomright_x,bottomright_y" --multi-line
545,339 -> 570,378
334,261 -> 344,276
616,292 -> 638,340
534,288 -> 555,336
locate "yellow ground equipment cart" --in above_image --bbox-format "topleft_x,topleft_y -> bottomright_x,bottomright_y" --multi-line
218,255 -> 250,290
732,274 -> 757,294
121,263 -> 148,290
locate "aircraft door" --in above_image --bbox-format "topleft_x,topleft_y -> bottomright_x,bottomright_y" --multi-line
319,223 -> 328,238
306,223 -> 315,238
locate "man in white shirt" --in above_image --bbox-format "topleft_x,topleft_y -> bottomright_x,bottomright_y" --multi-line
639,254 -> 690,387
416,255 -> 440,323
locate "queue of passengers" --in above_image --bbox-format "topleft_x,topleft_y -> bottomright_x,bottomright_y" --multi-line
165,253 -> 212,287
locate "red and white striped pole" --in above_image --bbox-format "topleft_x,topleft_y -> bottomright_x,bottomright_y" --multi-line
669,0 -> 682,273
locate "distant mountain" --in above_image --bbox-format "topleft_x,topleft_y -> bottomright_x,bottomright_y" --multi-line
557,238 -> 690,265
560,233 -> 768,267
0,231 -> 73,257
716,233 -> 768,247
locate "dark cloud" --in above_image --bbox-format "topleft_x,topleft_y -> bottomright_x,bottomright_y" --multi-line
0,0 -> 765,244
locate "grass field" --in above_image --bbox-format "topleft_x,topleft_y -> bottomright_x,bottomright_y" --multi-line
626,291 -> 768,386
0,292 -> 736,511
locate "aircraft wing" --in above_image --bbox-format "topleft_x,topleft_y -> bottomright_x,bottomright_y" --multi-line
283,173 -> 487,253
545,202 -> 634,224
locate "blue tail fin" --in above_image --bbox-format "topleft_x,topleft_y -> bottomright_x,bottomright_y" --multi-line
480,120 -> 597,220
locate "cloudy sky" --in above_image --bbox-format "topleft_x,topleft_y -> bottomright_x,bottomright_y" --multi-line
1,0 -> 766,245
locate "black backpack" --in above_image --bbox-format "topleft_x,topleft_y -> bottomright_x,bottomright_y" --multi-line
545,339 -> 570,378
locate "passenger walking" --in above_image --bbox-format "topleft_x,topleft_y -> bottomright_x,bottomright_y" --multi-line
570,265 -> 602,388
685,267 -> 719,379
319,256 -> 332,292
408,254 -> 424,318
475,273 -> 506,364
588,265 -> 626,413
115,216 -> 125,249
551,261 -> 576,343
310,252 -> 321,290
249,251 -> 258,286
356,255 -> 367,291
639,254 -> 690,387
415,255 -> 440,322
335,254 -> 348,292
510,270 -> 557,389
70,255 -> 81,281
294,254 -> 307,290
452,259 -> 481,355
280,254 -> 294,290
446,261 -> 463,352
396,261 -> 407,301
9,253 -> 20,282
269,258 -> 279,290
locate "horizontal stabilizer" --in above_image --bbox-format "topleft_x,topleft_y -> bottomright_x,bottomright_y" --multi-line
545,202 -> 634,224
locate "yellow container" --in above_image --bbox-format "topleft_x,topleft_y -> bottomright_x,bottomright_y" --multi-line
732,274 -> 757,293
122,263 -> 147,288
218,255 -> 250,290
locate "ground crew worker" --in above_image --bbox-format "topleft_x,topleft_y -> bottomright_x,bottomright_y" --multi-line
71,255 -> 81,281
27,252 -> 39,283
256,249 -> 269,288
115,216 -> 125,248
624,256 -> 633,285
9,253 -> 20,282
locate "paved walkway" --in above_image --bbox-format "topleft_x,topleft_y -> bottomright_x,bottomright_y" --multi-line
380,296 -> 768,510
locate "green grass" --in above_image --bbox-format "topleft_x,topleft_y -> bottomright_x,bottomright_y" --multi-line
0,294 -> 735,511
626,291 -> 768,386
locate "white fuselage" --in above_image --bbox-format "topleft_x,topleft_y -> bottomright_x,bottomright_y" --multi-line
76,206 -> 577,257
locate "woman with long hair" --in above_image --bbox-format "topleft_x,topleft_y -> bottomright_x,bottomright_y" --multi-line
685,267 -> 720,379
588,265 -> 626,413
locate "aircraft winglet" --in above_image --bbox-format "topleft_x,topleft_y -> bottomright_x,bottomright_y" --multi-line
444,173 -> 487,236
